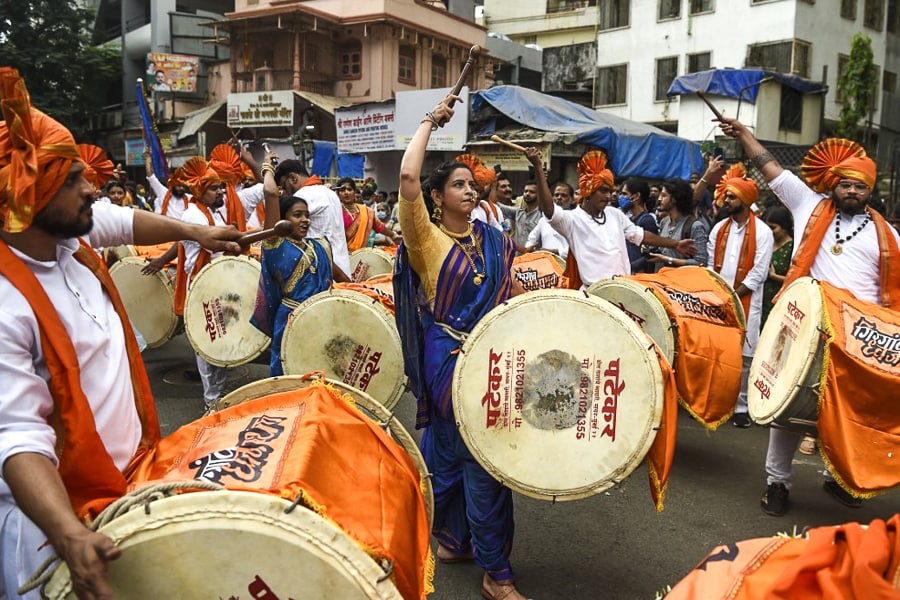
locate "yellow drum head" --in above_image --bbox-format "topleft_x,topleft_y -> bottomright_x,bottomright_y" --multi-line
453,289 -> 664,501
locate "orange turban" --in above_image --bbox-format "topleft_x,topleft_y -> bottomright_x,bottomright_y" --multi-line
209,143 -> 244,185
181,156 -> 223,198
454,153 -> 496,193
801,138 -> 876,194
714,162 -> 758,207
0,67 -> 80,233
77,144 -> 114,190
577,150 -> 614,199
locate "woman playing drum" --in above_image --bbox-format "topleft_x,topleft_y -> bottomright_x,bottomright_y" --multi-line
250,151 -> 339,376
394,96 -> 529,600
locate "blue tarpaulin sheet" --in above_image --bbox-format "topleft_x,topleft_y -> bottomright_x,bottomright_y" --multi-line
471,85 -> 704,180
667,69 -> 825,103
312,140 -> 364,178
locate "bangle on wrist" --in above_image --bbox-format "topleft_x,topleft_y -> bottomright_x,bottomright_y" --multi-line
422,111 -> 439,131
699,177 -> 708,184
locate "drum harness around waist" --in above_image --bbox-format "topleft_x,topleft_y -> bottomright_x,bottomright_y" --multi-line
435,321 -> 468,344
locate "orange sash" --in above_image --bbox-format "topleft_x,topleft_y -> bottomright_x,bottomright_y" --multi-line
631,267 -> 744,428
713,215 -> 757,318
173,201 -> 215,316
223,182 -> 247,232
563,250 -> 583,290
817,281 -> 900,495
346,203 -> 375,251
128,384 -> 431,599
779,199 -> 900,308
0,239 -> 160,518
160,190 -> 188,217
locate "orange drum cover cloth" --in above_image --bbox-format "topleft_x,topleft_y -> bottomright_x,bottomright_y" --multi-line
631,267 -> 745,428
128,384 -> 432,600
666,515 -> 900,600
818,282 -> 900,496
335,274 -> 396,315
510,252 -> 569,295
133,242 -> 176,266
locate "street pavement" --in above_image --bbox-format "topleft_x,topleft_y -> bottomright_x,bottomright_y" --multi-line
145,335 -> 899,600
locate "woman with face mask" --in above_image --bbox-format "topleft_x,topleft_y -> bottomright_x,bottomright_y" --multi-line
335,177 -> 401,249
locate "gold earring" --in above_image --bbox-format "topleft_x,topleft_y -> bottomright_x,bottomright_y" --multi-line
431,205 -> 443,223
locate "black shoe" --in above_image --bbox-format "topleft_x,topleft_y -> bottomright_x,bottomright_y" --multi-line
761,482 -> 789,516
732,412 -> 752,428
822,479 -> 862,508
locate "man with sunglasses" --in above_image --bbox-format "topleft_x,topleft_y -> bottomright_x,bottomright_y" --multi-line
720,117 -> 900,516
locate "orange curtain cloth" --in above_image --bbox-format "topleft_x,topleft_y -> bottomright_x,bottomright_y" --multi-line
666,515 -> 900,600
630,267 -> 745,428
128,384 -> 431,600
817,281 -> 900,496
346,203 -> 376,251
713,215 -> 757,318
646,345 -> 679,512
0,239 -> 160,518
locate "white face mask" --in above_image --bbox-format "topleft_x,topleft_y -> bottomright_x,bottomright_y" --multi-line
377,211 -> 387,220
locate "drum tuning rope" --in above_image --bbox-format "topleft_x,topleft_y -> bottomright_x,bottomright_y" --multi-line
376,558 -> 395,582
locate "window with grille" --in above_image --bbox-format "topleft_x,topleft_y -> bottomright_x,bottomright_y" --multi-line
658,0 -> 680,20
884,71 -> 897,93
690,0 -> 713,14
431,55 -> 447,88
841,0 -> 857,19
547,0 -> 597,12
688,52 -> 711,73
339,41 -> 361,79
746,39 -> 810,78
399,45 -> 416,84
599,0 -> 630,30
656,56 -> 678,101
779,87 -> 802,132
889,0 -> 899,32
864,0 -> 884,29
596,64 -> 627,105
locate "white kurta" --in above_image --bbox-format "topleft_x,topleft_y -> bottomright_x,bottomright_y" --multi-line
294,184 -> 351,274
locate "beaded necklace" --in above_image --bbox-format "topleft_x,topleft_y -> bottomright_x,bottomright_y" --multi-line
831,211 -> 871,256
438,221 -> 486,285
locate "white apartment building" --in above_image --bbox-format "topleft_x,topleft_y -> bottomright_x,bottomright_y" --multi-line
482,0 -> 899,166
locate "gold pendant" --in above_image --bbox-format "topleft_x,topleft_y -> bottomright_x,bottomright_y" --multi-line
831,243 -> 843,256
473,273 -> 484,285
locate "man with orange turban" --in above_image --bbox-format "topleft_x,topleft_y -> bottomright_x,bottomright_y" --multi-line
534,147 -> 697,287
0,67 -> 242,599
706,163 -> 774,428
720,117 -> 900,517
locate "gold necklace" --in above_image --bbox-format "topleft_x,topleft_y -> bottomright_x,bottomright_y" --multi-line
438,222 -> 486,285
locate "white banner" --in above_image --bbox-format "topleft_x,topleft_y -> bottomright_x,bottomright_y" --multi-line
394,87 -> 469,151
335,101 -> 396,153
227,91 -> 294,127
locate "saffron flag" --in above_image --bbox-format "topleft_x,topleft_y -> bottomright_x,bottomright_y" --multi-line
136,79 -> 168,180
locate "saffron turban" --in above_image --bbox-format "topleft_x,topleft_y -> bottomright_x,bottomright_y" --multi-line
181,156 -> 223,198
714,162 -> 758,207
577,150 -> 614,199
801,138 -> 876,194
209,144 -> 244,185
0,67 -> 80,233
77,144 -> 114,190
455,153 -> 497,193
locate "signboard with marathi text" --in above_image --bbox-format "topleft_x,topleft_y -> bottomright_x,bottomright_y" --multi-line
146,53 -> 199,93
335,101 -> 395,153
470,142 -> 551,172
394,87 -> 469,151
227,91 -> 294,128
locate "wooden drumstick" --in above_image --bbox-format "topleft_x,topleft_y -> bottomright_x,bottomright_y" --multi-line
490,134 -> 527,153
695,90 -> 725,121
236,220 -> 293,249
436,44 -> 481,127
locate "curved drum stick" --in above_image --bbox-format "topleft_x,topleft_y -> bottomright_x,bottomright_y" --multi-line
437,44 -> 481,127
490,135 -> 527,153
236,220 -> 293,249
695,91 -> 725,121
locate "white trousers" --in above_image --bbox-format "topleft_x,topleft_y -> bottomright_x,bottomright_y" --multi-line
0,502 -> 52,600
765,426 -> 831,489
196,354 -> 227,408
735,354 -> 751,414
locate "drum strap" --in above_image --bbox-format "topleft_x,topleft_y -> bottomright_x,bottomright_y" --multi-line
435,321 -> 468,343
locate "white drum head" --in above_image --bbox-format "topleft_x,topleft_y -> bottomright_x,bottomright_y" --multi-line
586,277 -> 675,364
350,248 -> 394,282
43,491 -> 401,599
215,375 -> 433,527
453,289 -> 665,501
184,255 -> 271,367
109,257 -> 177,349
749,277 -> 824,425
281,289 -> 406,410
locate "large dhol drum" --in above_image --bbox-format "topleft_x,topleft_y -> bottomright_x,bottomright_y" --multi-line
184,255 -> 271,367
108,256 -> 177,349
215,374 -> 434,526
510,251 -> 569,295
43,490 -> 402,600
281,288 -> 406,410
349,248 -> 394,282
749,277 -> 826,434
587,277 -> 676,364
453,289 -> 665,501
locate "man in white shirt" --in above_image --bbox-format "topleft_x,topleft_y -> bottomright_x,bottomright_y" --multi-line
274,159 -> 351,274
144,152 -> 191,221
0,67 -> 242,599
705,164 -> 774,428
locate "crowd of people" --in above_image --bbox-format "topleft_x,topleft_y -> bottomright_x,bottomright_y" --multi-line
0,64 -> 898,600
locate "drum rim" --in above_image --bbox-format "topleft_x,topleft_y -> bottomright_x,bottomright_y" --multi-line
749,277 -> 825,424
349,248 -> 394,282
452,289 -> 665,501
43,490 -> 402,599
586,276 -> 677,364
109,256 -> 178,349
281,288 -> 406,410
184,254 -> 271,367
214,376 -> 434,528
520,249 -> 567,270
705,267 -> 748,331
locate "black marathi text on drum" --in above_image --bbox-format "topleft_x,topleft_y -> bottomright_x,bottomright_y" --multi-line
850,316 -> 900,367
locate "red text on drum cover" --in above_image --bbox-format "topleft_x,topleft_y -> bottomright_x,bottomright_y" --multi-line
844,304 -> 900,370
345,344 -> 383,391
482,349 -> 504,428
601,359 -> 624,441
609,302 -> 647,328
203,298 -> 228,341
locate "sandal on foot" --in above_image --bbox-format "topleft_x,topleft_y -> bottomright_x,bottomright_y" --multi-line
799,436 -> 816,455
481,578 -> 531,600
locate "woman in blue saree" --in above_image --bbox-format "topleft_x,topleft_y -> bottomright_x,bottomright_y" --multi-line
251,151 -> 334,376
394,96 -> 528,600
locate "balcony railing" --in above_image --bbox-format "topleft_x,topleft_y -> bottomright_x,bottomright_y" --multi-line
233,69 -> 335,96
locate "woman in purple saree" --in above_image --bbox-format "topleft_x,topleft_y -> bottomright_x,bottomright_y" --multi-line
394,96 -> 529,600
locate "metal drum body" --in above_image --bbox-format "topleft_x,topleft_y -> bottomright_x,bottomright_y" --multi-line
108,256 -> 177,349
349,248 -> 394,282
43,491 -> 401,600
281,289 -> 405,410
184,255 -> 271,366
453,289 -> 665,501
749,277 -> 825,435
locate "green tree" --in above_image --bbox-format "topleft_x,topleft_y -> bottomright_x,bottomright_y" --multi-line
0,1 -> 121,140
835,33 -> 877,143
